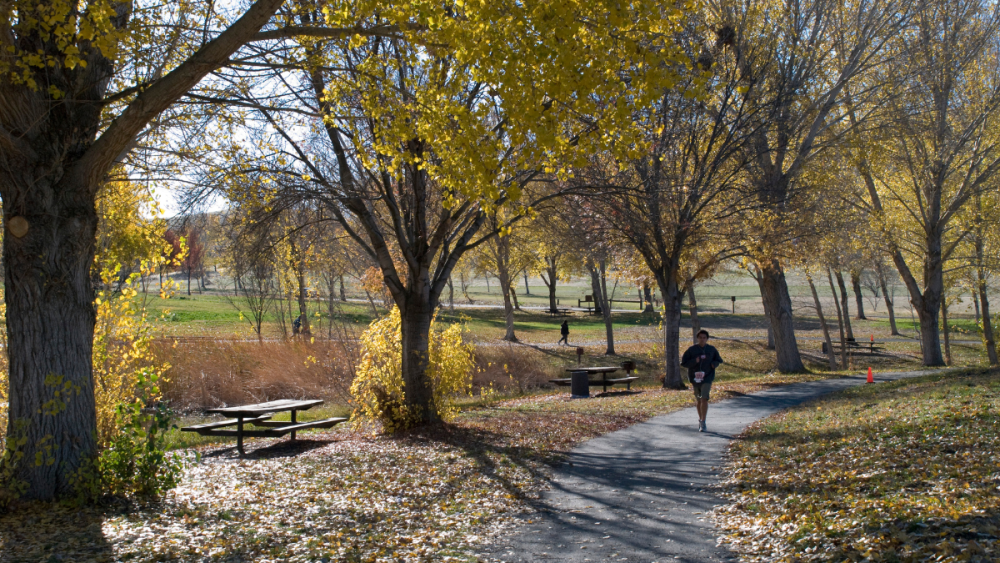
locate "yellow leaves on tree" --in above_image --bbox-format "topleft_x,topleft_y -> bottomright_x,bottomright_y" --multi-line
351,308 -> 475,433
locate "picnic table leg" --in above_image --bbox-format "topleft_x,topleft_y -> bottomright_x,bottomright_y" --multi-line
290,410 -> 297,441
237,416 -> 245,456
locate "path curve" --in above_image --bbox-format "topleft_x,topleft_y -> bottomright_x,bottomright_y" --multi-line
479,370 -> 942,563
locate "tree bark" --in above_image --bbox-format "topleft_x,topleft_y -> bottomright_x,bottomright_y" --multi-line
807,274 -> 837,369
688,281 -> 700,344
587,260 -> 615,355
448,277 -> 455,311
643,284 -> 655,313
339,275 -> 347,301
972,284 -> 981,325
523,271 -> 531,295
511,283 -> 521,311
758,260 -> 804,371
878,270 -> 900,336
851,270 -> 866,320
541,256 -> 559,313
658,273 -> 684,389
941,291 -> 951,366
400,303 -> 437,423
4,192 -> 99,499
827,269 -> 849,369
976,218 -> 998,365
835,271 -> 854,340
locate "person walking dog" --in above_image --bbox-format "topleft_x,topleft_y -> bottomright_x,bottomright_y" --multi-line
558,320 -> 570,345
681,329 -> 723,432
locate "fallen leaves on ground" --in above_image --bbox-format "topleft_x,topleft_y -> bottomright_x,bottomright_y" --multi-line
0,370 -> 826,562
715,370 -> 1000,563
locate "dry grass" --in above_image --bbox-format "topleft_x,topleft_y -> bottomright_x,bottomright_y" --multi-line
155,337 -> 357,411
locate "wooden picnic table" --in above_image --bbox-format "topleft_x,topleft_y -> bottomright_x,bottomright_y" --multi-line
182,399 -> 347,456
550,366 -> 639,393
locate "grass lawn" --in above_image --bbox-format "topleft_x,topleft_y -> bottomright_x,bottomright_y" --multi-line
715,368 -> 1000,563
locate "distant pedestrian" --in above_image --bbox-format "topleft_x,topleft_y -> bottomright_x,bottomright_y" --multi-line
558,320 -> 570,345
292,315 -> 302,336
681,329 -> 723,432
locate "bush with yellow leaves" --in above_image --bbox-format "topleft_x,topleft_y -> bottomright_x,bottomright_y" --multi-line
350,307 -> 475,433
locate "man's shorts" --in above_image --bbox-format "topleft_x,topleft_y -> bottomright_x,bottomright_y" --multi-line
692,380 -> 712,400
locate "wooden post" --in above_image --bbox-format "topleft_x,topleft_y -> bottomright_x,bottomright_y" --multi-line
290,410 -> 298,441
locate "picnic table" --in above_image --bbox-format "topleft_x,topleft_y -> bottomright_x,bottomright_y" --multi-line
549,366 -> 639,394
181,399 -> 347,455
822,340 -> 885,355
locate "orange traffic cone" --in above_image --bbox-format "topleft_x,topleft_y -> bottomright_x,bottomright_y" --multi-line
867,366 -> 874,384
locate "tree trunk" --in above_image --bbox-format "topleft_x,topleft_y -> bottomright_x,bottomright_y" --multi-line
688,281 -> 700,344
187,267 -> 192,296
511,283 -> 521,311
658,274 -> 684,389
807,274 -> 837,370
339,275 -> 347,301
851,271 -> 866,320
941,292 -> 951,366
827,269 -> 849,369
878,271 -> 899,336
5,195 -> 99,500
598,261 -> 615,355
297,265 -> 310,336
400,303 -> 437,423
758,260 -> 804,371
448,277 -> 455,311
643,284 -> 655,313
972,284 -> 981,325
835,271 -> 854,340
976,215 -> 998,365
498,271 -> 517,342
523,271 -> 531,295
542,256 -> 559,313
978,272 -> 998,366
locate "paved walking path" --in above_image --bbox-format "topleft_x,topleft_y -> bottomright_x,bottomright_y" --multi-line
479,369 -> 944,563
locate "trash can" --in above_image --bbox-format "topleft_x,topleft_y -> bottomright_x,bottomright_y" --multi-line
570,370 -> 590,399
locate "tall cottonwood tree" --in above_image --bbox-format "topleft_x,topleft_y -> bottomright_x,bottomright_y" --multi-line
850,0 -> 1000,366
199,3 -> 693,425
0,0 -> 312,499
721,0 -> 910,371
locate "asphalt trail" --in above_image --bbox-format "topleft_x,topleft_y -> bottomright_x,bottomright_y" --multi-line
479,370 -> 940,563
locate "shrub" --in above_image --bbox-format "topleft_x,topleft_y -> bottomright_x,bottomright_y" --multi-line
351,308 -> 475,432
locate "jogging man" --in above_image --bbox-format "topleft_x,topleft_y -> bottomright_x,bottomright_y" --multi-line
681,329 -> 723,432
558,320 -> 570,345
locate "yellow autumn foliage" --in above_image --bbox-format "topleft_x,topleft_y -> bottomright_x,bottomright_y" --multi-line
351,308 -> 475,433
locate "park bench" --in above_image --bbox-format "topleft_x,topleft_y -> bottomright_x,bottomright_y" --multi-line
545,307 -> 572,316
822,339 -> 886,356
181,399 -> 347,456
550,366 -> 639,395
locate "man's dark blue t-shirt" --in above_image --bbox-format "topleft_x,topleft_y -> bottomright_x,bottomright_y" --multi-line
680,344 -> 723,384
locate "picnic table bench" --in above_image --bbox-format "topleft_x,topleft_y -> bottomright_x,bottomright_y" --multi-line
822,340 -> 885,355
550,366 -> 639,395
182,399 -> 347,456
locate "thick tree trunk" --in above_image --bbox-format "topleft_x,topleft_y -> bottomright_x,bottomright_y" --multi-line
688,281 -> 700,344
851,271 -> 866,320
4,193 -> 99,500
400,303 -> 437,423
878,272 -> 900,336
807,275 -> 837,370
448,277 -> 455,311
643,284 -> 655,313
756,275 -> 776,350
835,271 -> 854,340
827,269 -> 849,369
758,260 -> 804,371
542,257 -> 559,313
659,274 -> 684,389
